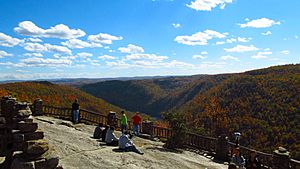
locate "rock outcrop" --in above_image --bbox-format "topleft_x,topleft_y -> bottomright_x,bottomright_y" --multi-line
0,96 -> 61,169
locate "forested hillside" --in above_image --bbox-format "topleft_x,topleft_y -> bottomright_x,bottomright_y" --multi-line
80,64 -> 300,159
174,64 -> 300,159
0,81 -> 123,115
80,75 -> 231,117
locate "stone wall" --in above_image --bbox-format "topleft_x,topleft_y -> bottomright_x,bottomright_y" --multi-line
0,96 -> 61,169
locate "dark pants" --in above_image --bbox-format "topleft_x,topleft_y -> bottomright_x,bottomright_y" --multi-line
121,124 -> 128,133
107,140 -> 118,146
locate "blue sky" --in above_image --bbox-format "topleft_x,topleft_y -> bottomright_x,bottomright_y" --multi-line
0,0 -> 299,80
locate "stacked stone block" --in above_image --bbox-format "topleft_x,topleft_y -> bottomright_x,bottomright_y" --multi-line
0,96 -> 60,169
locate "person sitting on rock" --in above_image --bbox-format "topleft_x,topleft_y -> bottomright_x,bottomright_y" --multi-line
105,126 -> 119,146
93,123 -> 104,139
231,147 -> 245,169
119,131 -> 144,155
102,125 -> 110,142
246,150 -> 261,169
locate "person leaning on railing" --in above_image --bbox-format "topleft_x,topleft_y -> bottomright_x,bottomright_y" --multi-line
71,99 -> 80,124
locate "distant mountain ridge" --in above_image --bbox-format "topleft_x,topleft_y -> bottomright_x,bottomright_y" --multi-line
80,74 -> 231,117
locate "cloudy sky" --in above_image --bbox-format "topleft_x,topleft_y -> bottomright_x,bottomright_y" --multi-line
0,0 -> 299,80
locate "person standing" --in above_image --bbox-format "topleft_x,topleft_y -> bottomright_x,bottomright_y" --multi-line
131,112 -> 142,136
72,99 -> 80,123
121,111 -> 128,133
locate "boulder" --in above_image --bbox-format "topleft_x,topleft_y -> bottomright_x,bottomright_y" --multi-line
34,158 -> 47,169
24,139 -> 49,156
24,130 -> 44,141
11,158 -> 35,169
13,133 -> 25,143
41,146 -> 60,169
18,122 -> 38,133
17,109 -> 32,118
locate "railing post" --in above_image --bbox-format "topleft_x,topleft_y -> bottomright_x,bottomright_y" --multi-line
273,147 -> 291,169
215,135 -> 229,162
33,98 -> 43,116
141,121 -> 154,135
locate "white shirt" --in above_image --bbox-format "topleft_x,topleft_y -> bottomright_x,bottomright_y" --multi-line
105,128 -> 118,143
119,134 -> 134,149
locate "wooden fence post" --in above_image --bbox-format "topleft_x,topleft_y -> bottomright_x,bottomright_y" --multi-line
273,147 -> 291,169
141,121 -> 154,136
215,135 -> 229,162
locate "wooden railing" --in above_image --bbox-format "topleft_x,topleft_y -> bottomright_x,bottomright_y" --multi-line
186,132 -> 217,153
151,126 -> 173,139
43,105 -> 134,130
41,105 -> 300,169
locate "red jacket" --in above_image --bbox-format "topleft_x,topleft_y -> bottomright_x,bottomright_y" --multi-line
132,115 -> 142,125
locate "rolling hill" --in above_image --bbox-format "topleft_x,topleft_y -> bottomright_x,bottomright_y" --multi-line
79,64 -> 300,159
0,81 -> 123,116
80,74 -> 232,117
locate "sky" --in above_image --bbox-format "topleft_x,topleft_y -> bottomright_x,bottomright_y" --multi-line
0,0 -> 299,80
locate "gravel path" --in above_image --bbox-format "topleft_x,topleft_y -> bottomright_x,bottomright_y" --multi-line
35,116 -> 227,169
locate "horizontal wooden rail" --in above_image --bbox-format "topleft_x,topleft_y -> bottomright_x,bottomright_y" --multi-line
186,132 -> 217,153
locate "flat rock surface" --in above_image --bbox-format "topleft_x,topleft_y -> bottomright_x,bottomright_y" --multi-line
35,116 -> 227,169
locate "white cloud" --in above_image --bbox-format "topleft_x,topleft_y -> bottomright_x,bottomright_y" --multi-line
280,50 -> 290,55
175,29 -> 227,46
22,43 -> 72,55
220,55 -> 239,61
106,59 -> 193,69
23,43 -> 48,53
76,52 -> 93,58
261,31 -> 272,36
224,45 -> 259,53
0,32 -> 22,47
237,37 -> 251,42
172,23 -> 181,28
216,41 -> 225,45
118,44 -> 144,54
44,44 -> 72,55
24,53 -> 43,57
186,0 -> 233,11
239,18 -> 281,28
26,38 -> 42,42
192,55 -> 207,59
19,57 -> 72,67
251,51 -> 272,59
216,37 -> 251,45
125,53 -> 168,62
295,35 -> 299,39
106,60 -> 131,68
14,21 -> 86,39
201,51 -> 208,55
61,39 -> 102,49
98,55 -> 116,60
0,50 -> 13,58
88,33 -> 123,44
